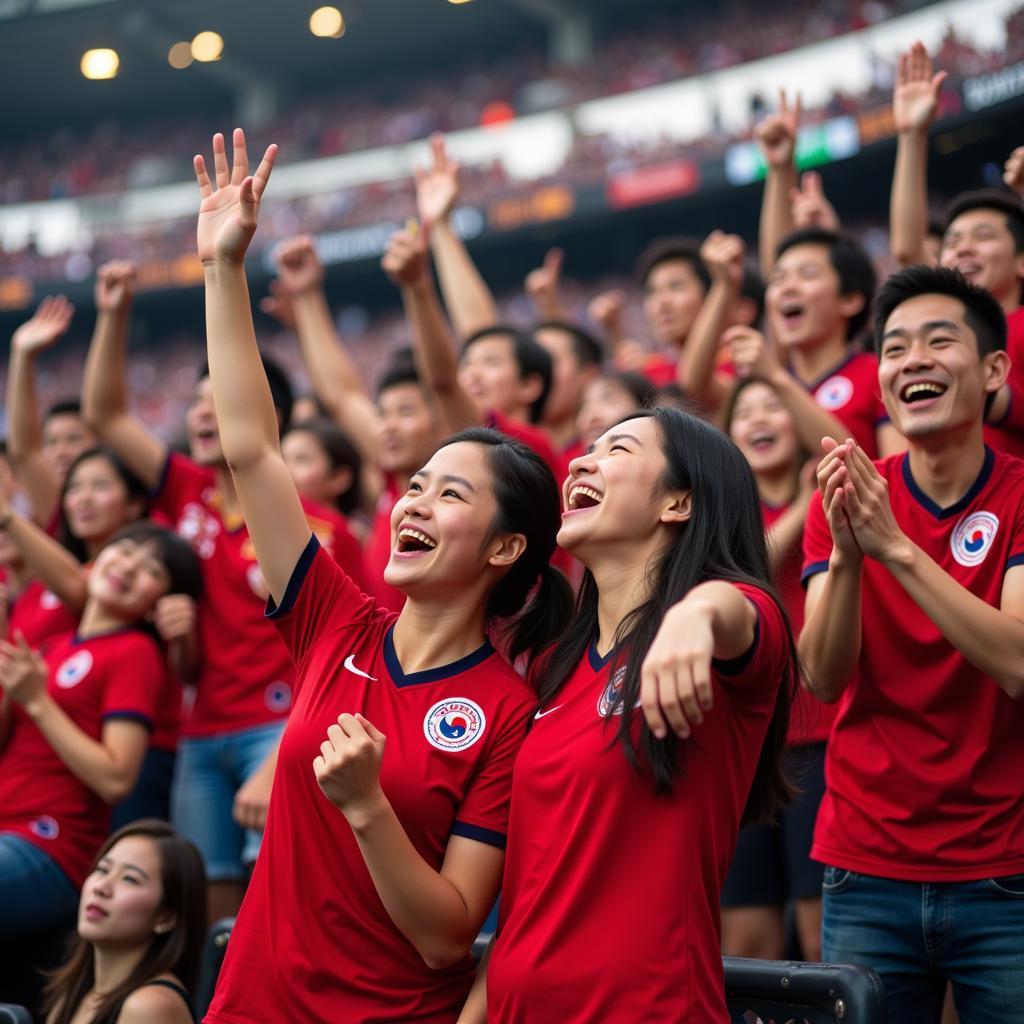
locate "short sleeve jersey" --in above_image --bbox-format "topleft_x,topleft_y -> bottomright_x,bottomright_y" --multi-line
150,452 -> 366,736
802,448 -> 1024,881
984,307 -> 1024,459
762,499 -> 836,746
8,578 -> 80,650
487,584 -> 788,1024
804,350 -> 889,458
0,628 -> 165,887
206,538 -> 535,1024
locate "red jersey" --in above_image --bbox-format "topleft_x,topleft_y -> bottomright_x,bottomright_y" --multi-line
0,628 -> 166,887
801,350 -> 888,458
983,307 -> 1024,459
488,583 -> 788,1024
151,453 -> 366,737
7,578 -> 80,650
207,538 -> 534,1024
762,499 -> 835,746
802,447 -> 1024,881
364,475 -> 406,615
487,410 -> 567,485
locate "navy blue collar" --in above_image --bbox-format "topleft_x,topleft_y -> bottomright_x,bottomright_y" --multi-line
72,625 -> 142,646
383,624 -> 495,688
587,640 -> 616,671
901,445 -> 995,520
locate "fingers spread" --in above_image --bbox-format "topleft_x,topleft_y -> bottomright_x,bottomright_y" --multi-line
230,127 -> 250,185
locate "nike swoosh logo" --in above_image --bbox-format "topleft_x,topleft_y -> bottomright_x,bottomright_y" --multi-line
534,705 -> 563,719
343,655 -> 377,681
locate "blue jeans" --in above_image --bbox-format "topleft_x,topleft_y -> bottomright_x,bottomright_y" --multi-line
822,865 -> 1024,1023
0,834 -> 79,938
170,721 -> 284,882
112,746 -> 176,830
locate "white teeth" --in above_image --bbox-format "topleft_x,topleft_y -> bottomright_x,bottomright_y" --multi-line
569,485 -> 603,509
398,528 -> 436,549
902,382 -> 946,402
781,303 -> 803,316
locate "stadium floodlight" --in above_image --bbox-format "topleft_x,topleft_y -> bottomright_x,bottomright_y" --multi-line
447,0 -> 475,4
191,30 -> 224,62
168,41 -> 194,69
310,6 -> 345,38
80,48 -> 119,80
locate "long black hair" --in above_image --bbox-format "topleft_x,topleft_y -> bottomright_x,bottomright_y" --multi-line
439,427 -> 573,669
535,406 -> 797,825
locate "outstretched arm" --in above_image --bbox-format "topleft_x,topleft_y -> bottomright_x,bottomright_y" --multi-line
81,261 -> 167,489
382,227 -> 479,433
890,42 -> 947,266
416,134 -> 498,338
6,296 -> 74,525
756,90 -> 800,272
196,129 -> 311,603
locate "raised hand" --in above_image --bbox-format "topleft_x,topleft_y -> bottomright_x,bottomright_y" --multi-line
259,279 -> 297,329
274,235 -> 325,296
724,325 -> 781,380
381,225 -> 430,289
840,440 -> 908,563
194,128 -> 278,266
1004,146 -> 1024,196
524,247 -> 565,314
95,260 -> 137,314
700,230 -> 745,289
588,289 -> 627,338
0,633 -> 48,709
815,438 -> 862,563
790,171 -> 840,231
415,133 -> 460,228
893,41 -> 947,135
11,295 -> 74,356
755,90 -> 801,170
313,712 -> 388,825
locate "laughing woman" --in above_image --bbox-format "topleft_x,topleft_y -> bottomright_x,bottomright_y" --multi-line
482,406 -> 799,1023
192,130 -> 571,1024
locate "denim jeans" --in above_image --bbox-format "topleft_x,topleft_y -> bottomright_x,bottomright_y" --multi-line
822,865 -> 1024,1023
0,833 -> 79,938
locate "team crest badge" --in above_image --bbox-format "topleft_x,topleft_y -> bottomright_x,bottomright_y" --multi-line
29,816 -> 59,840
39,589 -> 62,610
816,375 -> 854,411
264,681 -> 293,713
56,650 -> 94,689
951,511 -> 999,568
423,698 -> 486,752
597,666 -> 628,718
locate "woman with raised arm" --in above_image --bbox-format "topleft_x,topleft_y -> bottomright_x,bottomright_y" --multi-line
194,130 -> 572,1024
477,405 -> 798,1023
43,819 -> 206,1024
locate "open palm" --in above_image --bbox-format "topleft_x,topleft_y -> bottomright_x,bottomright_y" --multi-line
893,42 -> 947,133
415,133 -> 459,226
12,295 -> 73,355
194,128 -> 278,265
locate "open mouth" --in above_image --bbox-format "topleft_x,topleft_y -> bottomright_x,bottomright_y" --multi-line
749,432 -> 777,451
396,527 -> 437,554
779,301 -> 805,329
900,381 -> 947,405
567,484 -> 603,511
954,261 -> 982,281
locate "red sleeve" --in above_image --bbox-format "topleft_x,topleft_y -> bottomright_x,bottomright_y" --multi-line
101,635 -> 165,730
149,452 -> 211,522
267,535 -> 385,668
323,518 -> 368,592
451,689 -> 533,848
801,491 -> 833,584
711,582 -> 789,693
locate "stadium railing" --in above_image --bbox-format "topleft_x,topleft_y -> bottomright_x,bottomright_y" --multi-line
725,956 -> 887,1024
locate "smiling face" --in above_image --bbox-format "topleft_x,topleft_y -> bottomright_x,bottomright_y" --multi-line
766,243 -> 862,352
185,376 -> 223,466
43,413 -> 95,484
940,209 -> 1024,310
384,441 -> 522,597
642,259 -> 707,348
63,455 -> 141,544
728,381 -> 801,477
87,536 -> 172,621
878,293 -> 1008,438
78,835 -> 173,948
457,335 -> 538,421
559,416 -> 689,562
376,382 -> 438,476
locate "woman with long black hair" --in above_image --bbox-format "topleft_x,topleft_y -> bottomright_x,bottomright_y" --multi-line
480,405 -> 799,1023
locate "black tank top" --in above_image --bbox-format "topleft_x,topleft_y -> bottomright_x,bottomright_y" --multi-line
102,978 -> 195,1023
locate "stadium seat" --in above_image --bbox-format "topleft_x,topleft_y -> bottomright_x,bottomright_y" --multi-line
725,957 -> 887,1024
0,1007 -> 32,1024
193,917 -> 235,1020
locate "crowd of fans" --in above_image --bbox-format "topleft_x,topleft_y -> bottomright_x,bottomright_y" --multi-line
1,21 -> 1024,1024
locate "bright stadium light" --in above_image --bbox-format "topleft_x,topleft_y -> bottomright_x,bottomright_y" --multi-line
310,6 -> 345,38
80,48 -> 120,80
447,0 -> 474,4
191,31 -> 224,62
168,41 -> 194,69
